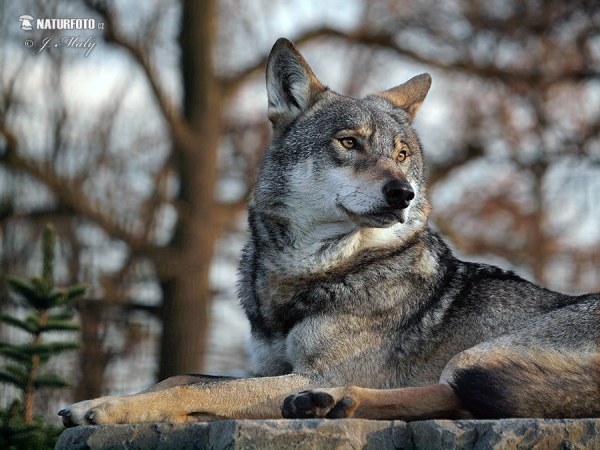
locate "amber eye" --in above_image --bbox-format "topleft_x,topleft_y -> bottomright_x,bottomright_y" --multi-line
396,150 -> 408,162
339,137 -> 357,149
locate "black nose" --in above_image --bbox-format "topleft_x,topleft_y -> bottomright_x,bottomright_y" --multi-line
382,179 -> 414,209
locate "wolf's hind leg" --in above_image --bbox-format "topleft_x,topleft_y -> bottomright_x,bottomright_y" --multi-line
282,383 -> 469,420
444,347 -> 600,419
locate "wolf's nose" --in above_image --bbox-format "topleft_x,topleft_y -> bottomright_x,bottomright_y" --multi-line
383,180 -> 414,209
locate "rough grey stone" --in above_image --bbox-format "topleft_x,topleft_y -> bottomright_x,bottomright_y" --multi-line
206,419 -> 393,449
55,419 -> 600,450
403,419 -> 600,450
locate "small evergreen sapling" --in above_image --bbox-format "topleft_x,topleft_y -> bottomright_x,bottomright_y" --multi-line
0,225 -> 85,436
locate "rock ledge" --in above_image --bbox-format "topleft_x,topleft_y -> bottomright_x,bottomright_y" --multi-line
55,418 -> 600,449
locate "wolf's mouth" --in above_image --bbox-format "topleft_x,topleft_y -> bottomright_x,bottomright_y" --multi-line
369,209 -> 406,226
339,204 -> 405,228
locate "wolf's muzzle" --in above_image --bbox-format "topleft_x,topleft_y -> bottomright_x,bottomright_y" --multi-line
383,180 -> 414,210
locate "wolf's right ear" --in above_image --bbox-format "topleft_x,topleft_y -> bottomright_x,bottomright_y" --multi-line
266,38 -> 326,130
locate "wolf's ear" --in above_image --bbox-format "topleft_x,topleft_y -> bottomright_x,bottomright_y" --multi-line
376,73 -> 432,123
266,38 -> 326,130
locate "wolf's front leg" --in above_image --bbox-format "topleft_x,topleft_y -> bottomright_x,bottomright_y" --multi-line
59,374 -> 310,426
282,384 -> 467,421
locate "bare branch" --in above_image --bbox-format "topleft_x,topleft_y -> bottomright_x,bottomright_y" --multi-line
220,24 -> 599,96
81,0 -> 195,149
0,123 -> 143,250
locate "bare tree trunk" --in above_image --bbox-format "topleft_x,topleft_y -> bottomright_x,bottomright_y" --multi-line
74,301 -> 111,400
156,0 -> 222,380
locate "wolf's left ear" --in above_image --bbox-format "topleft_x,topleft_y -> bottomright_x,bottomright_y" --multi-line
376,73 -> 432,123
266,38 -> 326,131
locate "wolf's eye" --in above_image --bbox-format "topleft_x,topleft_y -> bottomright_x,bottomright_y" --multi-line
396,150 -> 408,162
339,137 -> 357,149
395,143 -> 410,162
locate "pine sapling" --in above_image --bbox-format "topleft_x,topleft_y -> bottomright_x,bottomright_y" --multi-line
0,225 -> 85,423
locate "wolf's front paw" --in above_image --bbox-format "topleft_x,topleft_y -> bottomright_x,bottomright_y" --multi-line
281,389 -> 357,419
58,396 -> 118,427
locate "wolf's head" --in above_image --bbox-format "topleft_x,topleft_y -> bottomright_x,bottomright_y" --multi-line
251,38 -> 432,255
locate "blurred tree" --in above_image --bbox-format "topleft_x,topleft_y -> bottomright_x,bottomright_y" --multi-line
1,225 -> 82,422
0,0 -> 598,408
1,0 -> 229,399
0,225 -> 81,449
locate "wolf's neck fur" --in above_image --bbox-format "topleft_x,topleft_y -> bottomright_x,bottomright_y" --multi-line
253,208 -> 430,277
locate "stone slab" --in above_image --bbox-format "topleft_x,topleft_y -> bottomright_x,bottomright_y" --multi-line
55,418 -> 600,450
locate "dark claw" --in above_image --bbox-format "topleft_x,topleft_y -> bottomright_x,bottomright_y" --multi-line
85,411 -> 96,425
281,391 -> 336,419
282,394 -> 308,418
295,394 -> 316,411
58,409 -> 77,428
312,392 -> 335,408
282,394 -> 314,418
326,397 -> 355,418
281,396 -> 297,418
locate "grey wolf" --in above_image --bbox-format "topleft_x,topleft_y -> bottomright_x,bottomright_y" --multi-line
59,38 -> 600,426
